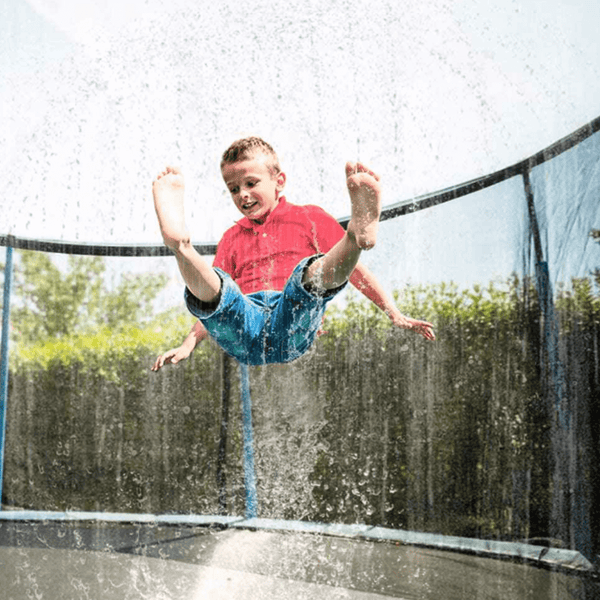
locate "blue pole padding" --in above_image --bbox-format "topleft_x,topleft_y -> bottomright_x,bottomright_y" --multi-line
0,246 -> 14,510
239,362 -> 258,519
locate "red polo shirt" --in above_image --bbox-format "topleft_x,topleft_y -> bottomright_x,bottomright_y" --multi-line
213,197 -> 345,294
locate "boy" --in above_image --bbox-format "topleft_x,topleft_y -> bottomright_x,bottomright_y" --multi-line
152,137 -> 434,369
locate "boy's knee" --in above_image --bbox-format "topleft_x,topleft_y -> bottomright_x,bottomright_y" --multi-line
300,255 -> 326,296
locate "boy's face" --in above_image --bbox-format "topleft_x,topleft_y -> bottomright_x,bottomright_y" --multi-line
222,153 -> 286,224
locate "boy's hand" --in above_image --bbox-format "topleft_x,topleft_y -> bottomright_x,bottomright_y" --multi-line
390,312 -> 436,341
151,346 -> 192,371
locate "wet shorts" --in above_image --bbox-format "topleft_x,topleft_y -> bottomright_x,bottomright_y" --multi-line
185,255 -> 346,365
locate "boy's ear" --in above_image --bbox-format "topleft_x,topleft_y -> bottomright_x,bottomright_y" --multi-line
276,171 -> 286,191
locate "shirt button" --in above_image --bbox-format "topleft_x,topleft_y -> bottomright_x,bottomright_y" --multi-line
262,233 -> 267,237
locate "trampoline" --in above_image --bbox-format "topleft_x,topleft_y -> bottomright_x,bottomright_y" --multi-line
2,117 -> 600,598
1,513 -> 597,599
2,1 -> 600,598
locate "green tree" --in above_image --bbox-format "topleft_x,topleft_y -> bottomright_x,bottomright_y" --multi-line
12,251 -> 168,343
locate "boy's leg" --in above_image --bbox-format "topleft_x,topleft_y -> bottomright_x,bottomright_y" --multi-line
153,166 -> 221,303
303,162 -> 381,291
185,270 -> 271,365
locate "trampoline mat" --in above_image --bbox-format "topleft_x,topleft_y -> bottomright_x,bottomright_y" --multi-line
0,520 -> 597,599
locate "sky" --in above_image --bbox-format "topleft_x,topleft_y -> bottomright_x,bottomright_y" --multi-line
1,0 -> 599,303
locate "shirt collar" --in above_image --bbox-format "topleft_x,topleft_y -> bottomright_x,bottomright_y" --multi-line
237,196 -> 289,230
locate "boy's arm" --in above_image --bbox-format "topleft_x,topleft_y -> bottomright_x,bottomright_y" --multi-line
151,320 -> 209,371
349,263 -> 435,341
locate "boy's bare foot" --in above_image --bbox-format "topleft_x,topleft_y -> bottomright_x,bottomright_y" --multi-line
345,162 -> 382,250
152,166 -> 190,251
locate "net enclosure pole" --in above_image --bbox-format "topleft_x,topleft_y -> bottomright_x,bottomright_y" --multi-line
0,245 -> 14,509
217,352 -> 231,514
522,169 -> 592,559
239,362 -> 258,518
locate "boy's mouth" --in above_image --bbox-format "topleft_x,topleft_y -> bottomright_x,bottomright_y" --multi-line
242,200 -> 257,211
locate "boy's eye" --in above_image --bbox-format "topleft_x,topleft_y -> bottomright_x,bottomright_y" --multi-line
229,187 -> 239,194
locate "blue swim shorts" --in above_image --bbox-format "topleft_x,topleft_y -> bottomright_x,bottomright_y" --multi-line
184,255 -> 347,365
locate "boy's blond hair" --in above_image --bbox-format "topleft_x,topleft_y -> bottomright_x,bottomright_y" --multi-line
221,137 -> 281,176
